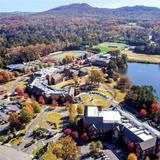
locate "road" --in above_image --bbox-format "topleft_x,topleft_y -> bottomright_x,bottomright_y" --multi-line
9,74 -> 28,96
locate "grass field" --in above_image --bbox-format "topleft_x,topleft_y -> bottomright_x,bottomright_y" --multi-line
11,137 -> 23,146
32,145 -> 44,157
94,42 -> 128,53
122,50 -> 160,64
47,51 -> 86,61
54,79 -> 74,88
35,112 -> 62,130
82,93 -> 112,108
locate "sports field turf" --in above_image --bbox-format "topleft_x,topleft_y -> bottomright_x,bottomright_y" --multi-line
47,51 -> 86,61
94,42 -> 128,53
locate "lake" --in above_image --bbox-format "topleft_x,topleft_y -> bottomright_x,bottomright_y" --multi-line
125,63 -> 160,99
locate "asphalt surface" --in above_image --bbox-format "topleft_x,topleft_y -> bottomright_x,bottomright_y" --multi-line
0,145 -> 31,160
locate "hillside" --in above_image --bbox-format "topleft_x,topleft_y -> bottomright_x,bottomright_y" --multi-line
42,3 -> 160,20
0,3 -> 160,20
0,3 -> 160,66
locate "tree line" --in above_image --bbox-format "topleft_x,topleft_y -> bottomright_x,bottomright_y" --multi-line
0,14 -> 159,67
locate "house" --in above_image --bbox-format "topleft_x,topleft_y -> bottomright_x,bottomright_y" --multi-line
84,106 -> 160,160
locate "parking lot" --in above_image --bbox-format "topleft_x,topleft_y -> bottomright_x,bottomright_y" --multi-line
0,98 -> 23,130
145,118 -> 160,131
103,143 -> 127,160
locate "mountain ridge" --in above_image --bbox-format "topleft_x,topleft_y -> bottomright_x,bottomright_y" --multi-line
0,3 -> 160,20
41,3 -> 160,20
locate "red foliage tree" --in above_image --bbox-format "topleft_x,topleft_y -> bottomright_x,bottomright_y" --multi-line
72,131 -> 79,138
18,90 -> 24,97
15,87 -> 21,93
81,132 -> 88,142
15,87 -> 25,97
128,142 -> 135,151
151,103 -> 160,114
139,109 -> 147,118
39,96 -> 45,105
64,128 -> 72,135
23,93 -> 29,99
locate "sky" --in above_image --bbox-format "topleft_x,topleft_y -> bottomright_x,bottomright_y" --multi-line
0,0 -> 160,12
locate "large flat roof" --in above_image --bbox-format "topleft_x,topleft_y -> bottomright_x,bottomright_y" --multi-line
87,106 -> 99,117
86,106 -> 158,142
99,111 -> 121,123
87,107 -> 121,123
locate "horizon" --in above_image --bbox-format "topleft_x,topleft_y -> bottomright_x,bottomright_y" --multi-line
0,0 -> 160,12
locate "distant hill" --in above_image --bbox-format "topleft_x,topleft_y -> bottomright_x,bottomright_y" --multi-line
0,11 -> 34,16
42,3 -> 160,20
0,3 -> 160,20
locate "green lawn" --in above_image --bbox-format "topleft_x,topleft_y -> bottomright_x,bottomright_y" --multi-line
94,42 -> 128,53
81,94 -> 91,102
11,137 -> 23,146
93,89 -> 112,97
54,79 -> 74,88
48,51 -> 86,61
18,77 -> 29,89
82,94 -> 111,108
92,95 -> 111,108
115,89 -> 126,103
10,129 -> 26,146
35,112 -> 63,130
32,145 -> 44,157
95,46 -> 109,53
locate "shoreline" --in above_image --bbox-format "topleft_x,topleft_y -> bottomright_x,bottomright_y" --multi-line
122,50 -> 160,64
128,59 -> 160,64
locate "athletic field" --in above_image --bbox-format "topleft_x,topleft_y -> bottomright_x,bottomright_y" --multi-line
46,51 -> 86,61
94,42 -> 128,53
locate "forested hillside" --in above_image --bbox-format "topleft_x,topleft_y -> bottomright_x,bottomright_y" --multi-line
0,3 -> 160,67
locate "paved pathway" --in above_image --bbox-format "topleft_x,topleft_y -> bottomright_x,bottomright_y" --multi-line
9,75 -> 27,96
17,108 -> 50,150
19,109 -> 68,154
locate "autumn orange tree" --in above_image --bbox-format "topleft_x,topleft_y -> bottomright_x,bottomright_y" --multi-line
31,99 -> 41,113
62,55 -> 75,64
128,153 -> 138,160
20,104 -> 34,124
9,112 -> 21,129
0,70 -> 13,83
77,104 -> 84,115
52,136 -> 81,160
87,69 -> 104,85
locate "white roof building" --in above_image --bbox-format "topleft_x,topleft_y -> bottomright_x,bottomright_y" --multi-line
87,106 -> 121,124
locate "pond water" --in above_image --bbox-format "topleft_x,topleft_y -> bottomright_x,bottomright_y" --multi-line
125,63 -> 160,99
